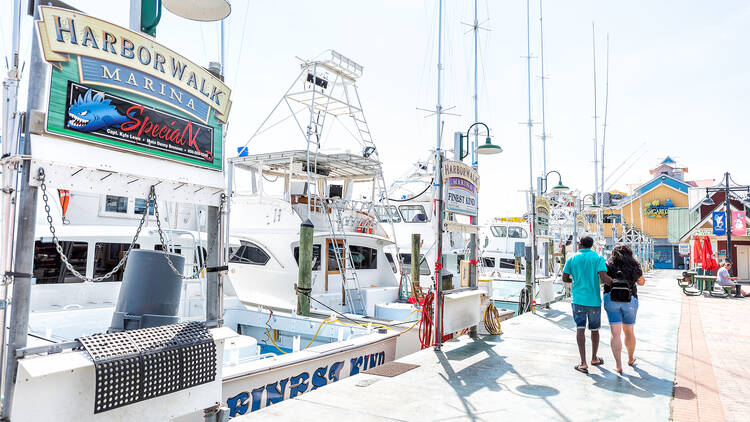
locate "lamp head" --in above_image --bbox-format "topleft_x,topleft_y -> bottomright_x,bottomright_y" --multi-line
163,0 -> 231,21
551,179 -> 569,192
476,137 -> 502,155
701,193 -> 715,206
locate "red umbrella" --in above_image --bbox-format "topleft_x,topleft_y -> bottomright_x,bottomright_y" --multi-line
693,236 -> 703,266
702,236 -> 718,272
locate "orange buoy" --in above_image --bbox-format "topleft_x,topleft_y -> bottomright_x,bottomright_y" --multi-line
58,189 -> 70,218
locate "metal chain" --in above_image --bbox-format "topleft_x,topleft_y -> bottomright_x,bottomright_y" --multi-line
38,168 -> 225,282
153,190 -> 224,279
38,168 -> 149,282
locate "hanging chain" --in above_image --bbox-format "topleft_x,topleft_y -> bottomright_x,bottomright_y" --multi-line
38,168 -> 225,282
39,168 -> 149,282
153,192 -> 224,279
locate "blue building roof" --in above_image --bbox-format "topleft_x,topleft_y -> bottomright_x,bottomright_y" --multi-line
661,156 -> 676,165
634,174 -> 690,197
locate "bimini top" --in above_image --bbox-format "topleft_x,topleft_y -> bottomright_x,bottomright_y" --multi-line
230,150 -> 380,180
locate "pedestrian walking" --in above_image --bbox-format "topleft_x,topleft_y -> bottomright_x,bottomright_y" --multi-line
562,236 -> 612,374
603,244 -> 645,374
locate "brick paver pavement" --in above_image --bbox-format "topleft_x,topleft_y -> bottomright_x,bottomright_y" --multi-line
672,290 -> 750,422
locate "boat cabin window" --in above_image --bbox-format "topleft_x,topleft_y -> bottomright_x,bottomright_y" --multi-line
293,245 -> 322,270
499,258 -> 523,270
399,205 -> 428,223
105,195 -> 128,213
507,227 -> 528,239
399,253 -> 431,275
327,241 -> 345,272
490,226 -> 507,237
374,205 -> 401,223
385,252 -> 397,273
94,242 -> 141,282
33,241 -> 87,284
482,257 -> 496,268
133,198 -> 155,215
229,241 -> 270,265
349,246 -> 377,270
154,244 -> 182,255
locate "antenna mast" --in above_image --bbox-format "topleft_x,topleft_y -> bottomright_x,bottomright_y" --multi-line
592,22 -> 599,208
436,0 -> 444,152
526,0 -> 534,194
539,0 -> 548,177
473,0 -> 479,165
601,34 -> 610,206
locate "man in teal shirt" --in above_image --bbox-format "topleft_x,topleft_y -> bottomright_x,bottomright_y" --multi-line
562,236 -> 612,373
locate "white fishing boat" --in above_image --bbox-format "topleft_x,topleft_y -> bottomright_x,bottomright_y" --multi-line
0,4 -> 400,421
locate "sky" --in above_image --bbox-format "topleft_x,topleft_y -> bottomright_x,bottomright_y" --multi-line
3,0 -> 750,219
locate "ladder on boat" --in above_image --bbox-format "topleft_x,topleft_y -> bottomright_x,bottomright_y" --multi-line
325,200 -> 366,315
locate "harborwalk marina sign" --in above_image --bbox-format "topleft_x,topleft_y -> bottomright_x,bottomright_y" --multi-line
37,6 -> 232,170
443,160 -> 480,217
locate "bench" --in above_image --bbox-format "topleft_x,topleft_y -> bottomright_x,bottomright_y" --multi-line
703,278 -> 731,298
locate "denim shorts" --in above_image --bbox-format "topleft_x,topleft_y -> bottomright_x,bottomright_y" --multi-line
603,293 -> 638,326
571,304 -> 601,331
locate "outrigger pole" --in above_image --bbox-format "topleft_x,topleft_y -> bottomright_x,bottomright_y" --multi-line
434,0 -> 445,350
525,0 -> 537,314
2,1 -> 45,417
0,0 -> 25,405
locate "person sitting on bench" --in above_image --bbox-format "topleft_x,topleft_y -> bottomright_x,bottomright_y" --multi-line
716,260 -> 750,297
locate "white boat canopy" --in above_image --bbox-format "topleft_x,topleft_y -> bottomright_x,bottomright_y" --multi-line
231,150 -> 381,181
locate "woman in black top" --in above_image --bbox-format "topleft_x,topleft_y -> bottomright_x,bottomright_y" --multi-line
603,244 -> 646,374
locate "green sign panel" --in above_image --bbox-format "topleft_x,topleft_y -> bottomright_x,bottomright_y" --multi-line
37,6 -> 232,171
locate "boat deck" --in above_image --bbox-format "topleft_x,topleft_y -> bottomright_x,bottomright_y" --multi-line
236,270 -> 682,421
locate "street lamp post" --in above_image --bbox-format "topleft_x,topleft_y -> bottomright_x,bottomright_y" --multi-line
701,172 -> 750,269
457,122 -> 501,333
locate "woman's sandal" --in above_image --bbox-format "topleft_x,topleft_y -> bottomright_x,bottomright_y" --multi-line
574,364 -> 589,374
591,357 -> 604,366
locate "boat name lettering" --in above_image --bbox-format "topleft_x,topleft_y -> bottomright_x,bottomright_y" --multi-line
226,351 -> 386,417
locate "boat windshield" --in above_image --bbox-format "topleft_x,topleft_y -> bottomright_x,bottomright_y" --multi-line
399,205 -> 428,223
374,205 -> 401,223
507,227 -> 528,239
490,226 -> 507,237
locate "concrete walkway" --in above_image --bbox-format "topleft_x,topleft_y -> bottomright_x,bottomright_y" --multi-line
237,269 -> 683,421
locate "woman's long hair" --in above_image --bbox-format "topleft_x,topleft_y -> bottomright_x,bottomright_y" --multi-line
607,244 -> 641,281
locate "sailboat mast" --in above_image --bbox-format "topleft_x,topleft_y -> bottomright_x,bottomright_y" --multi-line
539,0 -> 547,177
526,0 -> 534,194
472,0 -> 479,166
436,0 -> 444,151
592,23 -> 599,209
601,35 -> 610,209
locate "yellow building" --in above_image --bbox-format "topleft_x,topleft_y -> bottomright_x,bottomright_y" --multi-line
592,158 -> 696,268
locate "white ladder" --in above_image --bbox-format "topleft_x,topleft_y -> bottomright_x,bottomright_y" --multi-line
325,200 -> 366,315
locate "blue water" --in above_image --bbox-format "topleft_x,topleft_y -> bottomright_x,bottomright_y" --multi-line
491,278 -> 565,316
494,300 -> 520,315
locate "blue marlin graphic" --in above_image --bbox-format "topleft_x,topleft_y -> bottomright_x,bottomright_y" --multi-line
67,89 -> 128,132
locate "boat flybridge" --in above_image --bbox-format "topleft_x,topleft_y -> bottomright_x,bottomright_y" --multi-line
378,157 -> 472,292
227,150 -> 408,318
